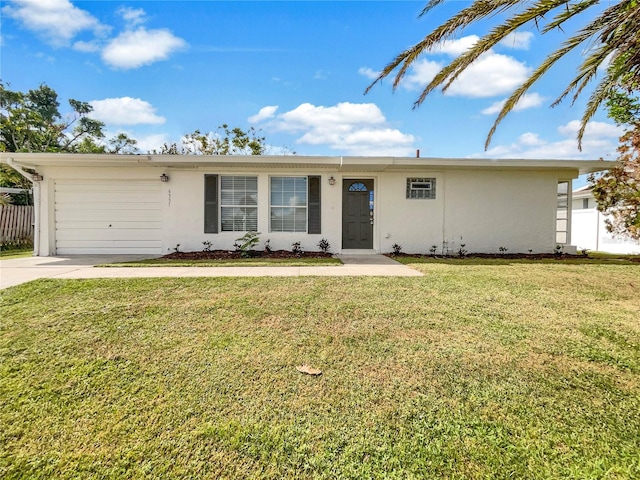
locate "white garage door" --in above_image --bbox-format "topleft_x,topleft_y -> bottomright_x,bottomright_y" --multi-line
55,180 -> 162,254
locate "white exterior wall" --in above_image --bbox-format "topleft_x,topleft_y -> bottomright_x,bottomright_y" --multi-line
376,172 -> 444,254
165,169 -> 342,254
33,164 -> 566,256
441,170 -> 558,254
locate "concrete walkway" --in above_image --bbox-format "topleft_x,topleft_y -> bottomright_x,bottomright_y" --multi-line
0,254 -> 422,289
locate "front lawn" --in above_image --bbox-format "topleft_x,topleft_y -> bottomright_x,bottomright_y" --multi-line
1,261 -> 638,478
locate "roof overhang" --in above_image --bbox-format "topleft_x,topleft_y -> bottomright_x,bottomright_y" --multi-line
0,153 -> 615,176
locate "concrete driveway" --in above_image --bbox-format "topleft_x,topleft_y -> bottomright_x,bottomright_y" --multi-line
0,254 -> 422,289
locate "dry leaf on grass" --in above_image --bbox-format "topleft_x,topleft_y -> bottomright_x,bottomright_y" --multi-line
296,364 -> 322,376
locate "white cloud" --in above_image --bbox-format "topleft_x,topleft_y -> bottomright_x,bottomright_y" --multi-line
275,102 -> 385,130
471,120 -> 623,160
499,31 -> 534,50
402,35 -> 531,98
101,27 -> 187,69
117,6 -> 146,27
266,102 -> 416,156
481,92 -> 546,115
358,67 -> 380,80
135,133 -> 170,153
402,60 -> 443,91
89,97 -> 166,125
248,106 -> 279,123
518,132 -> 545,147
3,0 -> 108,45
73,39 -> 100,53
446,52 -> 530,97
431,35 -> 479,56
557,120 -> 622,139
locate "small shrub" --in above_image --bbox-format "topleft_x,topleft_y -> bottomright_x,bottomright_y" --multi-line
528,249 -> 533,254
235,231 -> 261,257
317,238 -> 331,253
554,244 -> 564,256
264,239 -> 272,254
457,244 -> 467,258
291,241 -> 303,257
202,240 -> 213,252
581,248 -> 589,257
499,246 -> 508,254
172,244 -> 181,253
429,245 -> 438,256
391,243 -> 402,255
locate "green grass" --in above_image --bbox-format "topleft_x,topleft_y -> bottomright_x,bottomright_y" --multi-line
97,257 -> 343,267
0,248 -> 33,259
1,261 -> 639,479
392,255 -> 639,266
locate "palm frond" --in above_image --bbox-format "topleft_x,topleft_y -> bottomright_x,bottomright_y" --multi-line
367,0 -> 640,150
365,0 -> 521,94
435,0 -> 570,98
576,73 -> 621,148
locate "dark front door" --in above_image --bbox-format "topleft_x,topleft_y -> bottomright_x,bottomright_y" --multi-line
342,179 -> 373,249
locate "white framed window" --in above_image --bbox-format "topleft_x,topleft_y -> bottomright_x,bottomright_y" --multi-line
556,181 -> 569,244
270,176 -> 307,232
220,176 -> 258,232
407,177 -> 436,199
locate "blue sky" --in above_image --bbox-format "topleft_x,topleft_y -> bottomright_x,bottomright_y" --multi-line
1,0 -> 623,162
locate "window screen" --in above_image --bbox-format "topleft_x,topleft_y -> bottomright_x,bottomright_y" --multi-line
220,176 -> 258,232
270,176 -> 307,232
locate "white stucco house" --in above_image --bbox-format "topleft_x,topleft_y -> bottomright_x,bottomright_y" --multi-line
1,153 -> 613,256
571,185 -> 640,254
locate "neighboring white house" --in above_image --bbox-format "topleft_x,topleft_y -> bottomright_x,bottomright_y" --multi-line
571,185 -> 640,254
0,153 -> 613,256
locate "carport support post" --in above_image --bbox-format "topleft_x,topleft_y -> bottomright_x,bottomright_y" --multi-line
6,158 -> 41,256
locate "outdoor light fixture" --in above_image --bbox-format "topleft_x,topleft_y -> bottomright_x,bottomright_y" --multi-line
328,176 -> 336,186
160,173 -> 169,183
31,173 -> 43,182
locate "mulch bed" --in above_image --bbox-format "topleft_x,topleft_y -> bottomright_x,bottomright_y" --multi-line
163,249 -> 333,260
388,253 -> 640,262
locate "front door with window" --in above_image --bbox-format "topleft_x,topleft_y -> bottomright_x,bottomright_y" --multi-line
342,179 -> 373,249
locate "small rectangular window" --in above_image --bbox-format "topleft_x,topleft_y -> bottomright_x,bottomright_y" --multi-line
407,178 -> 436,199
556,181 -> 569,244
582,198 -> 589,209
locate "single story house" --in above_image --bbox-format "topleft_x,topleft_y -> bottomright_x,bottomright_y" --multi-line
1,153 -> 613,256
571,185 -> 640,254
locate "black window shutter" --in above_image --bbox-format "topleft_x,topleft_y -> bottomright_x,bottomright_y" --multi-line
308,175 -> 321,234
204,175 -> 218,233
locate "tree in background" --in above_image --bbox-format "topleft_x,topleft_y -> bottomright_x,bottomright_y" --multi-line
0,83 -> 106,153
589,81 -> 640,240
367,0 -> 640,150
108,132 -> 139,155
0,83 -> 140,201
154,124 -> 266,155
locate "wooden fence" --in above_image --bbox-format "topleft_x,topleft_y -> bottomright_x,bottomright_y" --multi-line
0,205 -> 34,246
